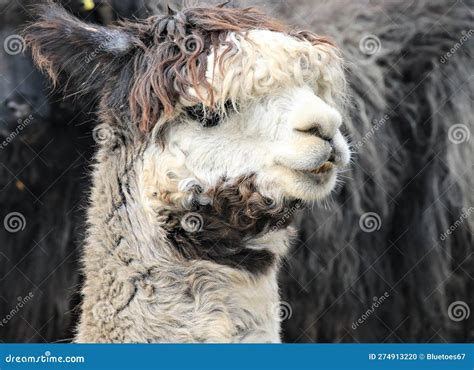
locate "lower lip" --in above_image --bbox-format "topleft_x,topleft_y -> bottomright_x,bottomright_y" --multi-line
307,162 -> 335,175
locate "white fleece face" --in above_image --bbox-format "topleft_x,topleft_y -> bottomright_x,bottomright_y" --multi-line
144,30 -> 350,204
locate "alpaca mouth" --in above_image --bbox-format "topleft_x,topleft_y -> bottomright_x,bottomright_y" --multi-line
308,161 -> 335,174
299,161 -> 336,176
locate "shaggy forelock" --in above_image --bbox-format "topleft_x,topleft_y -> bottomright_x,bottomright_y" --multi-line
125,5 -> 335,133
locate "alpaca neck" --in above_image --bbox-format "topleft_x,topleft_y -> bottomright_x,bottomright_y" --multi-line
76,141 -> 294,343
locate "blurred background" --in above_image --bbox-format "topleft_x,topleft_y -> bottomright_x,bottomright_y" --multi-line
0,0 -> 472,343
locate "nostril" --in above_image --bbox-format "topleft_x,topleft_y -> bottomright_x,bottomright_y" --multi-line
296,125 -> 332,141
328,151 -> 336,163
327,140 -> 341,163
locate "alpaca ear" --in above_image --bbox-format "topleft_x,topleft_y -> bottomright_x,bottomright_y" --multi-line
24,3 -> 137,94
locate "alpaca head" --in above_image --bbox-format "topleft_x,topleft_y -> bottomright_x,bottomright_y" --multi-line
25,4 -> 349,209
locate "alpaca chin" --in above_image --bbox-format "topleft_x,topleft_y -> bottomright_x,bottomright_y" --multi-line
265,165 -> 339,202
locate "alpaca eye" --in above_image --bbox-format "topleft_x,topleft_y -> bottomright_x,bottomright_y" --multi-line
184,101 -> 237,128
184,104 -> 220,128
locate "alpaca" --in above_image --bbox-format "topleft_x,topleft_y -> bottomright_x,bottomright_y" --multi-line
25,4 -> 350,342
13,0 -> 472,344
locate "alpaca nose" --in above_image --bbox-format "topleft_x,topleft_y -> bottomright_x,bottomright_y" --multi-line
292,97 -> 342,141
327,141 -> 337,162
296,125 -> 334,142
